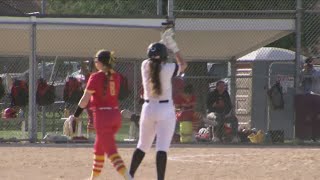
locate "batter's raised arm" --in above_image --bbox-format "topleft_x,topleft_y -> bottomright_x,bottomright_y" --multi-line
174,52 -> 187,73
161,28 -> 188,73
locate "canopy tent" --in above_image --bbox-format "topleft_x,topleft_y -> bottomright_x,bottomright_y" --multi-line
237,47 -> 306,61
0,16 -> 295,61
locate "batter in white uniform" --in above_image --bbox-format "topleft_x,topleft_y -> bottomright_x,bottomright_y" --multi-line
129,29 -> 188,180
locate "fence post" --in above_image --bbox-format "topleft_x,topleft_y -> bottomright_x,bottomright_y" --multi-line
41,0 -> 46,15
133,61 -> 138,114
157,0 -> 163,16
29,16 -> 38,143
168,0 -> 174,19
229,59 -> 237,114
294,0 -> 303,141
40,59 -> 46,138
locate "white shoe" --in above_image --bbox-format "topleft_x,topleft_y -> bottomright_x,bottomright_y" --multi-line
212,137 -> 221,143
86,176 -> 96,180
124,171 -> 134,180
231,136 -> 240,143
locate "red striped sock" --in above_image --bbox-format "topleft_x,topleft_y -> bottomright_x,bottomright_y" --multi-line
108,153 -> 129,178
91,154 -> 105,178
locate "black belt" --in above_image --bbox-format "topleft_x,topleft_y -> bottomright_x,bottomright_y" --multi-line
144,100 -> 169,103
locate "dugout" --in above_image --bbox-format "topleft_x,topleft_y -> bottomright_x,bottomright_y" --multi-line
238,47 -> 306,139
0,16 -> 296,139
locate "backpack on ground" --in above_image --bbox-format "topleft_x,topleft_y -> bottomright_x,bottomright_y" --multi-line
267,81 -> 284,110
118,74 -> 130,100
63,77 -> 83,104
36,78 -> 55,106
11,79 -> 28,107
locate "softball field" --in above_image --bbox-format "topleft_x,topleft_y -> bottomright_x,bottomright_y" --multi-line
0,143 -> 320,180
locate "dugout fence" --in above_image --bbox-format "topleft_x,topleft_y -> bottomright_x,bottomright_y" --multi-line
0,0 -> 319,145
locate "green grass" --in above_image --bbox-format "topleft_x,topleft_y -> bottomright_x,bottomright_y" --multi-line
0,121 -> 131,142
116,121 -> 131,141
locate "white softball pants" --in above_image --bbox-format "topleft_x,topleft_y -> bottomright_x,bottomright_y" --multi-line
137,101 -> 176,152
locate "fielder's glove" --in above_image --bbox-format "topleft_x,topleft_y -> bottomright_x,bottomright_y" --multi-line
121,109 -> 134,119
160,28 -> 180,53
63,115 -> 76,137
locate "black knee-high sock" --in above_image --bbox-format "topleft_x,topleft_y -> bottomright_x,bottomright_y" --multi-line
129,148 -> 145,177
156,151 -> 167,180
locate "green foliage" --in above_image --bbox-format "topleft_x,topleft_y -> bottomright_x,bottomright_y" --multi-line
45,0 -> 320,52
175,0 -> 296,11
47,0 -> 157,16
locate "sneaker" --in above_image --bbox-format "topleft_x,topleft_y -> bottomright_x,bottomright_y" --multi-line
212,137 -> 221,143
231,136 -> 240,143
124,171 -> 134,180
86,176 -> 96,180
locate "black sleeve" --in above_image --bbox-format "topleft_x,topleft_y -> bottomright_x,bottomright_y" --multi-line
74,106 -> 84,118
172,63 -> 179,78
207,91 -> 215,113
224,91 -> 232,114
118,74 -> 129,100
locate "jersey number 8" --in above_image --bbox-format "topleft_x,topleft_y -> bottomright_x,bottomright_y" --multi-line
109,81 -> 116,96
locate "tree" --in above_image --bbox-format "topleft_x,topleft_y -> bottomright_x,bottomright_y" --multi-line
47,0 -> 157,16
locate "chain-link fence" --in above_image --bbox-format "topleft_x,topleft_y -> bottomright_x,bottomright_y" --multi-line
296,0 -> 320,143
0,0 -> 319,145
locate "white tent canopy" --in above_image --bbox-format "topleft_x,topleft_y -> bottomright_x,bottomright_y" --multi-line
0,16 -> 295,61
237,47 -> 307,61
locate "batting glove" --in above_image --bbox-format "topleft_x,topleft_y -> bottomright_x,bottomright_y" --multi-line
161,28 -> 180,53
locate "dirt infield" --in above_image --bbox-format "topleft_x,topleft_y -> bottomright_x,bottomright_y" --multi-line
0,143 -> 320,180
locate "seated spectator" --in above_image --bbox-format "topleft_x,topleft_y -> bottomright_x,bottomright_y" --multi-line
174,84 -> 201,141
207,80 -> 239,143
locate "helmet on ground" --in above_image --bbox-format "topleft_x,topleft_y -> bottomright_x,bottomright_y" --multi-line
2,107 -> 17,118
147,42 -> 168,60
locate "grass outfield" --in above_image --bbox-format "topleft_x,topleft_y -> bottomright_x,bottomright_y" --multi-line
0,120 -> 132,142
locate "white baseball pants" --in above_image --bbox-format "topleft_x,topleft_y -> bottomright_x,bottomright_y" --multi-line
137,101 -> 176,152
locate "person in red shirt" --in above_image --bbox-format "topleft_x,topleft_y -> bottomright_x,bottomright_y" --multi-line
82,60 -> 97,140
174,84 -> 200,138
69,50 -> 132,180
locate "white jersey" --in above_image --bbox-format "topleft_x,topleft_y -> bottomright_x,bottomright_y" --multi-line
138,59 -> 179,152
141,59 -> 178,101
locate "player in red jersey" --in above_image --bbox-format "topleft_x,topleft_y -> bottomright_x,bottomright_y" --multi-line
69,50 -> 132,180
174,84 -> 201,140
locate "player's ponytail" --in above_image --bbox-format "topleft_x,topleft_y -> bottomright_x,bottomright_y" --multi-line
149,59 -> 162,96
95,50 -> 115,96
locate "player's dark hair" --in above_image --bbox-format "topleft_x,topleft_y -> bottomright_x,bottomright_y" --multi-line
216,80 -> 225,87
95,50 -> 113,96
149,58 -> 162,96
87,59 -> 97,73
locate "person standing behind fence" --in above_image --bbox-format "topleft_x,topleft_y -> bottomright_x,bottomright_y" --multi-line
68,50 -> 132,180
301,57 -> 317,94
129,28 -> 188,180
72,60 -> 98,140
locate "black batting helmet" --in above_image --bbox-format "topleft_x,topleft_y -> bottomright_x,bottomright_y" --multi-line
147,42 -> 168,60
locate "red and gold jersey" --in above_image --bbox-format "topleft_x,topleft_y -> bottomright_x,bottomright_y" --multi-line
174,94 -> 196,110
174,94 -> 196,122
172,77 -> 185,99
86,71 -> 121,109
